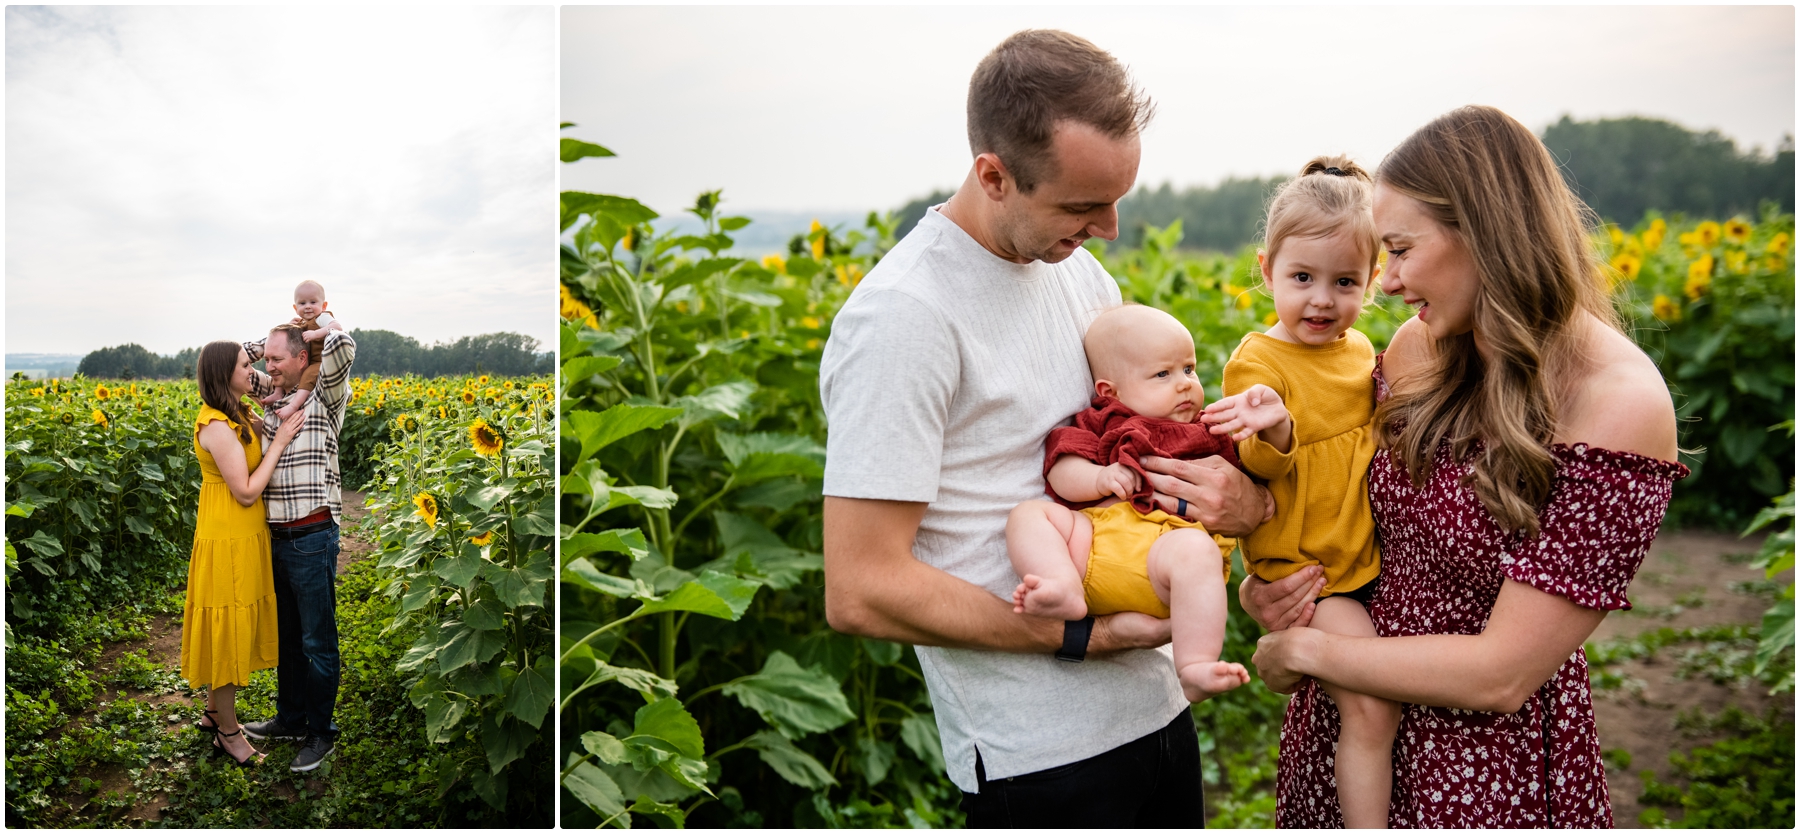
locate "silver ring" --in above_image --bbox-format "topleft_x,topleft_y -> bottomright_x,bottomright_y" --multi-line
1176,498 -> 1189,517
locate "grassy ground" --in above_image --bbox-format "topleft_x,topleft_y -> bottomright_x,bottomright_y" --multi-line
3,491 -> 529,827
1587,528 -> 1795,827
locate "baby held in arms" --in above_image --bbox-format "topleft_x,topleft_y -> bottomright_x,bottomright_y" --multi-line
1005,304 -> 1290,702
260,279 -> 343,420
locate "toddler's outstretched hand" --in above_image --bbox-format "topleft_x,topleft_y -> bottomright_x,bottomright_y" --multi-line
1202,384 -> 1290,442
1095,462 -> 1140,502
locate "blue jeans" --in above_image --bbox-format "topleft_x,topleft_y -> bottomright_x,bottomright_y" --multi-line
271,523 -> 341,739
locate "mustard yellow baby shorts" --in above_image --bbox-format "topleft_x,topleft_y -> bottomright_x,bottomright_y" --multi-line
1080,501 -> 1233,619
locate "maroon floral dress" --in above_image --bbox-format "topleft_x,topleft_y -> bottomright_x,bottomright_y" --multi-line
1277,368 -> 1688,828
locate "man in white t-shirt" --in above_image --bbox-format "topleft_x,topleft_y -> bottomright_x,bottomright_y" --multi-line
819,29 -> 1271,826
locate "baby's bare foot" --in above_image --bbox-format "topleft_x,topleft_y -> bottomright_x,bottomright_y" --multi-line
1012,574 -> 1087,620
1178,661 -> 1250,702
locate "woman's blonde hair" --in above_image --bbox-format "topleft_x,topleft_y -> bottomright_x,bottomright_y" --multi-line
1262,155 -> 1381,280
1374,105 -> 1619,535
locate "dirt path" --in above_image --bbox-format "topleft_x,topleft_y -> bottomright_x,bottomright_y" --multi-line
1592,528 -> 1794,827
82,489 -> 376,823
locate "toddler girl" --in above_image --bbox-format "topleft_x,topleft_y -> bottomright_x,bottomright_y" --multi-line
1202,155 -> 1397,828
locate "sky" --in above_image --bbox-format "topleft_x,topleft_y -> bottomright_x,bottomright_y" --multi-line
6,6 -> 556,357
562,6 -> 1796,221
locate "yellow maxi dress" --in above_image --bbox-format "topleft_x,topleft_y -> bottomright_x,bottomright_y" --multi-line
179,404 -> 281,688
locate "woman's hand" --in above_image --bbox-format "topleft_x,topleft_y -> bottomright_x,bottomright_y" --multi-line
1240,566 -> 1325,631
1252,627 -> 1323,695
1138,454 -> 1273,537
271,410 -> 304,448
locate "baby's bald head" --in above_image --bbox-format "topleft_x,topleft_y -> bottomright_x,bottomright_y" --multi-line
1083,304 -> 1191,381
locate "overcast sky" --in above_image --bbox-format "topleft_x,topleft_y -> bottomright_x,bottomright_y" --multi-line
7,6 -> 555,357
563,6 -> 1795,220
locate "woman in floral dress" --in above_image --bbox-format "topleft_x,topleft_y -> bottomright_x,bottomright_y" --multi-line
1244,106 -> 1687,827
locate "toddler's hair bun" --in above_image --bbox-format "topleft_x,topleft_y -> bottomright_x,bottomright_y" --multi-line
1300,155 -> 1371,183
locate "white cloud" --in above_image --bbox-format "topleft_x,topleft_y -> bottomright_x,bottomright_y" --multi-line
7,6 -> 557,356
561,6 -> 1794,217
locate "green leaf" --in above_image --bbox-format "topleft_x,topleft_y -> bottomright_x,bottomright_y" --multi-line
721,651 -> 854,738
124,515 -> 155,536
743,730 -> 837,788
628,795 -> 687,828
423,694 -> 469,742
463,597 -> 507,631
718,216 -> 751,231
854,737 -> 896,786
1755,597 -> 1795,675
1720,422 -> 1766,467
482,710 -> 535,774
582,731 -> 630,766
483,550 -> 554,609
20,530 -> 63,558
566,529 -> 650,562
136,462 -> 165,482
466,484 -> 512,512
581,663 -> 678,701
631,697 -> 705,759
564,404 -> 683,464
562,557 -> 651,598
900,713 -> 945,772
715,432 -> 825,483
471,764 -> 508,811
564,760 -> 626,818
562,191 -> 657,228
506,662 -> 554,729
561,355 -> 621,388
437,621 -> 508,671
560,137 -> 616,163
435,545 -> 484,590
861,637 -> 903,667
670,380 -> 755,429
396,631 -> 438,674
446,663 -> 505,698
635,571 -> 760,620
610,485 -> 678,510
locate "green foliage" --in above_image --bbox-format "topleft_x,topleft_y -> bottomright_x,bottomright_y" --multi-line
1742,480 -> 1795,691
361,375 -> 556,820
1604,212 -> 1795,526
559,130 -> 955,828
345,330 -> 554,378
1115,176 -> 1288,252
1637,708 -> 1794,828
1542,116 -> 1795,223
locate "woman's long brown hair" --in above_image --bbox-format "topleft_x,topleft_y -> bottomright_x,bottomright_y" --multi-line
1374,105 -> 1619,536
196,341 -> 257,445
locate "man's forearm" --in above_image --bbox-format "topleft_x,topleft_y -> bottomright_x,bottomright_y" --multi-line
829,553 -> 1063,652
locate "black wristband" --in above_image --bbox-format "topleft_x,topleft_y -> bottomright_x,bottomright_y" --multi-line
1055,616 -> 1095,663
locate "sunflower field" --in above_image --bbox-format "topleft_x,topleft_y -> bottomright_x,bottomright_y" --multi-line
3,372 -> 553,826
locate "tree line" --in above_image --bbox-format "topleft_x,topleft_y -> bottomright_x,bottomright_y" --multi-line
74,330 -> 552,380
894,116 -> 1795,252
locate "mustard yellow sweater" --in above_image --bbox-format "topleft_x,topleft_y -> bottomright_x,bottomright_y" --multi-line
1223,329 -> 1381,597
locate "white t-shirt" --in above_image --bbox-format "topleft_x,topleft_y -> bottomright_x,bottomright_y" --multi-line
819,206 -> 1187,792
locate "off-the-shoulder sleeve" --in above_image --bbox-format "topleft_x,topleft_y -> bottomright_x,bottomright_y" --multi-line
1221,355 -> 1294,479
1500,444 -> 1689,611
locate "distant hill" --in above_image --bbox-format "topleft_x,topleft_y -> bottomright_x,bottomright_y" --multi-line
4,353 -> 84,380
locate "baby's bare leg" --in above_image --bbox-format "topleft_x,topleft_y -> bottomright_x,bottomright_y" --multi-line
259,385 -> 286,406
1146,528 -> 1248,702
1005,501 -> 1090,621
1312,595 -> 1401,829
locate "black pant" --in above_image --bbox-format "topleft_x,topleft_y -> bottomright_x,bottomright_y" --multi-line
960,710 -> 1204,828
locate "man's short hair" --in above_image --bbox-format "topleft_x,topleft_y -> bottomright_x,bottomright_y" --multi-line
269,323 -> 306,357
967,29 -> 1155,194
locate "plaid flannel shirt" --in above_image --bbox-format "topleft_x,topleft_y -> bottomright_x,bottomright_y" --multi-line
245,330 -> 357,524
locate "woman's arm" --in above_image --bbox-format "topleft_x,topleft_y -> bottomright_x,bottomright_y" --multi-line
198,413 -> 305,507
1252,578 -> 1604,712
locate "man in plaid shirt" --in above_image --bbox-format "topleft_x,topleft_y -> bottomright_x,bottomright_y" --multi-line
239,322 -> 357,773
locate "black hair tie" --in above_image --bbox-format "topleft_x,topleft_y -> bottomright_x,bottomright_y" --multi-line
1324,166 -> 1347,176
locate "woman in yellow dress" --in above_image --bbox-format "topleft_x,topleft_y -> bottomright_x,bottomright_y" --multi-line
183,341 -> 303,765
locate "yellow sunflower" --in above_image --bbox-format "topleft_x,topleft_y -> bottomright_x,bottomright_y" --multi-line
1652,294 -> 1681,322
1723,219 -> 1751,244
1684,272 -> 1712,301
94,385 -> 110,400
1642,219 -> 1667,251
761,253 -> 787,273
478,375 -> 490,385
60,412 -> 75,425
1694,221 -> 1721,247
462,390 -> 476,404
92,409 -> 108,427
413,492 -> 439,527
31,387 -> 44,397
469,530 -> 495,546
1263,311 -> 1280,327
809,219 -> 826,259
1609,253 -> 1642,281
469,419 -> 504,456
560,284 -> 598,328
1768,232 -> 1790,257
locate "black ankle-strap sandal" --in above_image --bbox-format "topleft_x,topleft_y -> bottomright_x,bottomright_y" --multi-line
198,709 -> 220,734
211,727 -> 260,767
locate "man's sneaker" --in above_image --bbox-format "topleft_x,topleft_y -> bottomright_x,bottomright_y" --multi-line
290,734 -> 335,773
241,717 -> 306,742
